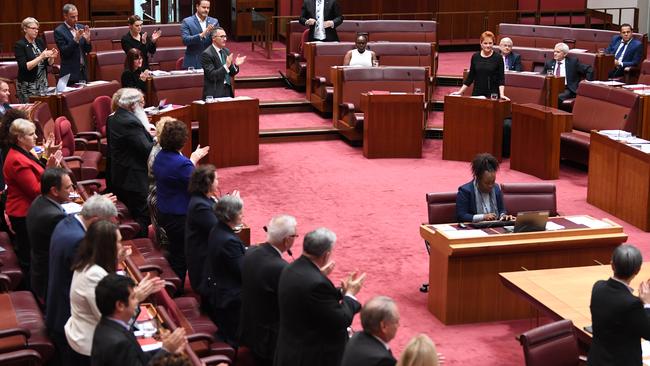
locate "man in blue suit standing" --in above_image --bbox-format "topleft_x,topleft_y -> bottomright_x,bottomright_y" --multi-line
54,4 -> 92,85
181,0 -> 219,69
605,23 -> 643,78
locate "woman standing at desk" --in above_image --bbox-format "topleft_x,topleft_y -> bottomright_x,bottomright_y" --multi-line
456,153 -> 509,223
14,17 -> 57,102
452,31 -> 508,100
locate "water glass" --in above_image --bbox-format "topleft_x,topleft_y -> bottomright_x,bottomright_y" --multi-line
546,69 -> 554,77
188,66 -> 195,73
414,88 -> 422,94
490,93 -> 499,100
206,96 -> 214,103
78,80 -> 87,87
372,60 -> 379,67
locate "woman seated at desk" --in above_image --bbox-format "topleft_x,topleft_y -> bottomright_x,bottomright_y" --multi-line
121,48 -> 149,93
343,34 -> 377,67
456,153 -> 510,223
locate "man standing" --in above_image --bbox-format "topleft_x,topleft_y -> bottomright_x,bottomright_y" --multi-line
181,0 -> 219,69
340,296 -> 399,366
26,168 -> 73,303
0,81 -> 11,116
541,42 -> 593,105
274,227 -> 365,366
239,215 -> 298,366
498,37 -> 522,72
299,0 -> 343,42
106,88 -> 154,236
201,28 -> 246,98
588,244 -> 650,365
605,23 -> 643,78
54,4 -> 92,84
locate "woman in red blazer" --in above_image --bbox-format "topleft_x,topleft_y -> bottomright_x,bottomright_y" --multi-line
1,116 -> 61,285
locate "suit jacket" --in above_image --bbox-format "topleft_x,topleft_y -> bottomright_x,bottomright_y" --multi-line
588,278 -> 650,366
200,221 -> 246,309
14,37 -> 49,83
3,145 -> 45,217
45,214 -> 86,333
299,0 -> 343,42
274,255 -> 361,366
185,193 -> 217,291
340,331 -> 396,366
106,107 -> 154,193
0,103 -> 11,117
605,35 -> 643,69
180,15 -> 219,69
91,317 -> 167,366
456,180 -> 506,222
239,243 -> 288,360
54,22 -> 92,84
201,45 -> 239,98
541,56 -> 592,95
502,51 -> 522,72
26,195 -> 67,300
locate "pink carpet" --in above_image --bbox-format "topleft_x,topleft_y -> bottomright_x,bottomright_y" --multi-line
260,112 -> 332,129
437,51 -> 474,76
216,138 -> 650,365
427,111 -> 444,129
240,87 -> 306,102
227,41 -> 286,77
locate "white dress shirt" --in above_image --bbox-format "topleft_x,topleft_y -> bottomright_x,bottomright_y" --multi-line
314,0 -> 326,41
555,60 -> 567,85
196,14 -> 207,32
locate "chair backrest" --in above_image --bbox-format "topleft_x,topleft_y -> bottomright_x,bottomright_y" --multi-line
505,72 -> 546,105
0,62 -> 19,103
92,95 -> 112,136
572,81 -> 639,133
426,192 -> 458,224
151,74 -> 203,106
32,101 -> 54,139
142,24 -> 184,48
500,183 -> 558,216
519,319 -> 580,366
94,50 -> 126,82
148,47 -> 185,71
639,60 -> 650,84
299,29 -> 310,58
61,80 -> 120,132
54,116 -> 75,156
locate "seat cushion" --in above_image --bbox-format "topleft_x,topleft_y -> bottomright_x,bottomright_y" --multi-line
11,291 -> 54,362
560,130 -> 591,166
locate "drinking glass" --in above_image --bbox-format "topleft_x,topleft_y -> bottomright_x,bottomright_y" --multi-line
206,96 -> 214,103
188,66 -> 195,73
490,93 -> 499,100
372,60 -> 379,67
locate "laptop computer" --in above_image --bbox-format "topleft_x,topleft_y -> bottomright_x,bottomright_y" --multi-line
512,211 -> 549,233
47,73 -> 70,94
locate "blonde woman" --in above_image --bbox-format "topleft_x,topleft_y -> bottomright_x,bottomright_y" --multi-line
397,334 -> 440,366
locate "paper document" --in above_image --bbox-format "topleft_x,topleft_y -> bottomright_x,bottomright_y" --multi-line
545,222 -> 565,231
433,224 -> 457,232
444,229 -> 489,239
61,202 -> 82,214
86,80 -> 109,86
565,216 -> 611,228
150,70 -> 170,77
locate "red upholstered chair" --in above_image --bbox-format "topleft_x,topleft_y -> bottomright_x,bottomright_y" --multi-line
0,232 -> 23,291
91,95 -> 111,154
54,116 -> 102,181
500,183 -> 558,216
421,191 -> 458,292
518,319 -> 585,366
175,57 -> 184,70
299,29 -> 310,58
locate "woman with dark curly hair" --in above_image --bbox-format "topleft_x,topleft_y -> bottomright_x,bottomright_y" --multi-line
455,153 -> 512,223
152,119 -> 209,291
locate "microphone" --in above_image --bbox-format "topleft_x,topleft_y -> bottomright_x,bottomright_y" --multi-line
287,249 -> 294,258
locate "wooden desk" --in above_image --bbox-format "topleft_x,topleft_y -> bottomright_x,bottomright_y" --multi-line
500,263 -> 650,348
510,103 -> 572,180
419,216 -> 627,325
360,92 -> 424,159
194,98 -> 259,168
442,96 -> 510,162
545,75 -> 566,109
149,105 -> 193,157
588,131 -> 650,231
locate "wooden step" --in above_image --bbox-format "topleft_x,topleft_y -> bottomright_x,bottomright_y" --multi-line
260,126 -> 340,143
259,99 -> 314,114
236,75 -> 286,89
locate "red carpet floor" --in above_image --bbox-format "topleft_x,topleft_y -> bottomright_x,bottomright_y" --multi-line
216,138 -> 650,365
240,87 -> 306,102
260,112 -> 332,129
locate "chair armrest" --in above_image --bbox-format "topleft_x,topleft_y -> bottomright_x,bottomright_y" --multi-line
75,131 -> 102,141
0,349 -> 42,364
138,264 -> 163,276
63,156 -> 84,163
312,76 -> 328,96
0,328 -> 30,341
286,52 -> 302,68
187,332 -> 215,344
74,137 -> 89,150
0,273 -> 11,292
339,102 -> 356,116
202,354 -> 232,365
77,179 -> 103,191
164,281 -> 177,296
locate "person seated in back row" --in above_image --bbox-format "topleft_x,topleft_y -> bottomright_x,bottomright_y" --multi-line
541,42 -> 592,106
456,153 -> 512,223
497,37 -> 522,72
343,34 -> 376,67
605,23 -> 643,79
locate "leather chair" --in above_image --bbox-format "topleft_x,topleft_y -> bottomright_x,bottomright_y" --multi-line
54,116 -> 102,181
0,232 -> 23,291
0,62 -> 19,104
61,80 -> 120,133
421,191 -> 457,292
148,47 -> 185,71
142,24 -> 184,48
94,51 -> 125,83
91,95 -> 111,154
30,102 -> 54,141
175,57 -> 184,70
500,183 -> 558,216
637,60 -> 650,85
518,319 -> 585,366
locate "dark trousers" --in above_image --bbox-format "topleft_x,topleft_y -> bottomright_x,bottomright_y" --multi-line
9,216 -> 29,290
502,118 -> 511,158
69,348 -> 91,366
49,329 -> 73,366
209,298 -> 241,348
609,66 -> 625,78
558,88 -> 577,111
113,188 -> 150,238
158,212 -> 187,291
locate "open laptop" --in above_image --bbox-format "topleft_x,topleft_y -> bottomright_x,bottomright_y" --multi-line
511,211 -> 549,233
47,73 -> 70,94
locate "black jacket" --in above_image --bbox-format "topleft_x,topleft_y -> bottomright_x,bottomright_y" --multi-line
26,195 -> 67,300
542,56 -> 593,95
588,278 -> 650,366
201,46 -> 239,98
299,0 -> 343,42
341,331 -> 396,366
185,193 -> 217,291
121,32 -> 157,70
121,68 -> 147,92
106,107 -> 154,193
274,255 -> 361,366
239,243 -> 288,360
14,37 -> 49,83
91,317 -> 166,366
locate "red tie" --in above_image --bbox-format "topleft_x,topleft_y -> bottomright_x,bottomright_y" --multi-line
555,61 -> 562,77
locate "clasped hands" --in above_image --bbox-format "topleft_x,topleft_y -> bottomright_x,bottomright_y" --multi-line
43,132 -> 63,168
141,29 -> 162,44
319,261 -> 366,296
74,26 -> 91,42
225,53 -> 247,68
305,18 -> 335,28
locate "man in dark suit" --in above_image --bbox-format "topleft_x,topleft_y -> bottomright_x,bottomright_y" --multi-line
26,168 -> 73,303
541,42 -> 593,105
0,81 -> 11,116
498,37 -> 522,72
605,23 -> 643,78
239,215 -> 298,366
91,273 -> 186,366
46,195 -> 117,365
201,27 -> 246,99
274,227 -> 366,366
106,88 -> 154,236
588,244 -> 650,366
54,4 -> 92,85
181,0 -> 219,70
299,0 -> 343,42
341,296 -> 399,366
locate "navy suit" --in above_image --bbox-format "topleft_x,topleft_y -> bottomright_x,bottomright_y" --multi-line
541,56 -> 592,103
180,14 -> 219,69
54,22 -> 92,84
456,181 -> 506,222
340,331 -> 396,366
605,35 -> 643,77
502,52 -> 522,72
185,193 -> 217,292
588,278 -> 650,366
